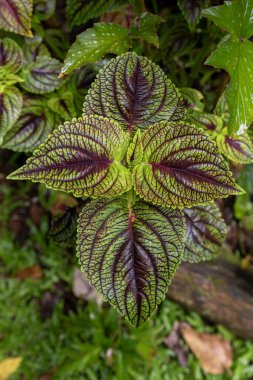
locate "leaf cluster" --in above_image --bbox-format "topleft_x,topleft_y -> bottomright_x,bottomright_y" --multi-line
8,52 -> 244,326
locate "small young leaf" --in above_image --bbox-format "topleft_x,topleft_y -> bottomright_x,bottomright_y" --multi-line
48,207 -> 78,247
216,130 -> 253,164
183,203 -> 226,263
177,0 -> 208,30
0,87 -> 22,143
179,87 -> 204,112
202,0 -> 253,40
0,38 -> 23,73
21,56 -> 62,94
131,12 -> 164,48
206,38 -> 253,135
8,115 -> 132,198
0,0 -> 33,37
83,52 -> 184,131
133,121 -> 243,208
47,91 -> 76,121
77,198 -> 185,326
3,98 -> 55,152
66,0 -> 125,29
60,23 -> 131,76
126,129 -> 143,167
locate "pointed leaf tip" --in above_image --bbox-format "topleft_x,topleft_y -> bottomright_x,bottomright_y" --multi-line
133,121 -> 243,208
7,115 -> 132,198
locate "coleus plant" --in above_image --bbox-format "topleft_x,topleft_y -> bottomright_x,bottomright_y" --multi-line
8,52 -> 244,326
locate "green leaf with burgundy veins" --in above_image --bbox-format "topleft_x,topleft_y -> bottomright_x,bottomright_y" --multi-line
183,203 -> 226,263
179,87 -> 204,112
0,86 -> 22,143
126,129 -> 143,167
186,111 -> 222,133
7,115 -> 132,198
0,38 -> 23,73
60,23 -> 131,77
83,52 -> 184,131
132,121 -> 244,208
0,0 -> 33,37
216,129 -> 253,164
20,56 -> 62,94
23,42 -> 50,64
77,198 -> 185,326
2,97 -> 56,152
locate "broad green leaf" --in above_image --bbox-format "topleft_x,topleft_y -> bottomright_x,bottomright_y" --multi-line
126,129 -> 143,167
77,198 -> 185,326
66,0 -> 125,29
133,121 -> 243,208
130,12 -> 164,48
0,0 -> 33,37
216,129 -> 253,164
3,97 -> 56,152
202,0 -> 253,40
8,115 -> 132,198
83,52 -> 184,131
0,38 -> 23,73
186,111 -> 222,132
21,56 -> 62,94
60,23 -> 131,76
0,87 -> 22,143
177,0 -> 208,30
48,206 -> 78,247
179,87 -> 204,112
206,38 -> 253,135
183,203 -> 226,263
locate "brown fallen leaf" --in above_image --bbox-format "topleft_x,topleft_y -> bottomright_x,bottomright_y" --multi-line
15,264 -> 43,280
0,357 -> 22,380
72,268 -> 103,305
181,324 -> 233,375
163,321 -> 188,367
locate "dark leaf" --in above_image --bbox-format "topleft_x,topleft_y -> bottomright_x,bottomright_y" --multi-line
183,203 -> 226,263
48,207 -> 78,247
66,0 -> 125,29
